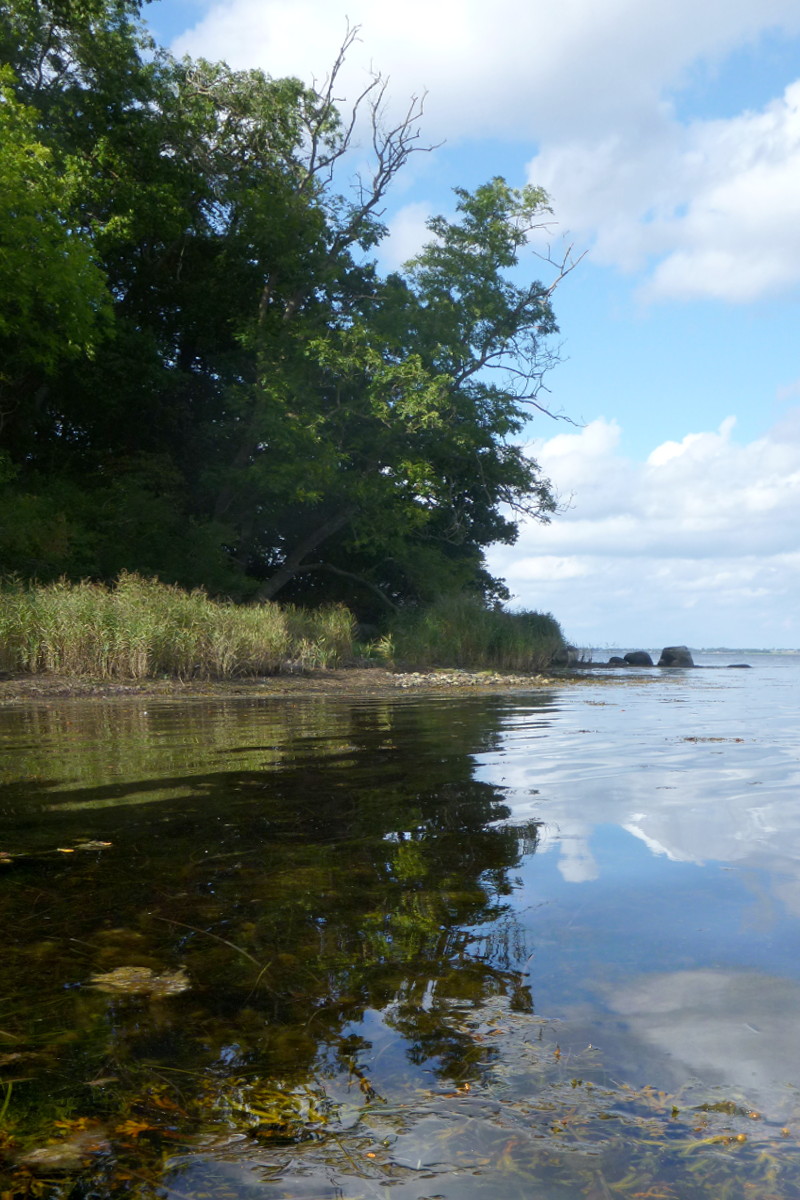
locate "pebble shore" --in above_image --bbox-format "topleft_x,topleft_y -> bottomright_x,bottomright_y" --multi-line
390,669 -> 553,689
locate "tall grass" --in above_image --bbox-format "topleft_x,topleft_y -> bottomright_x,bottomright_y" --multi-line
387,596 -> 565,672
0,577 -> 566,679
0,574 -> 356,679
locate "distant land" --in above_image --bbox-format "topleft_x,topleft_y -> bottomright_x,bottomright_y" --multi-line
588,646 -> 799,656
699,647 -> 800,654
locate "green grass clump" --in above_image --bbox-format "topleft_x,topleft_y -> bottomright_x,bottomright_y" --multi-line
387,596 -> 565,672
284,603 -> 357,670
0,574 -> 356,679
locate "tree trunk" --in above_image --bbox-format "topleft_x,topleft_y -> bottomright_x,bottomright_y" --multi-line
254,507 -> 356,601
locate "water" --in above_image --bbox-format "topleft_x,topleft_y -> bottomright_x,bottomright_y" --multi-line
1,655 -> 799,1197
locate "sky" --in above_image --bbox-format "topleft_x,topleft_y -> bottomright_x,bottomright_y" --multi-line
146,0 -> 800,650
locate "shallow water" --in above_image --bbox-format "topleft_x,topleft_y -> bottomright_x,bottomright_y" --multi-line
1,654 -> 799,1197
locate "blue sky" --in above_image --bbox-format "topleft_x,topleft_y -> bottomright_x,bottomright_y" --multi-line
147,0 -> 800,650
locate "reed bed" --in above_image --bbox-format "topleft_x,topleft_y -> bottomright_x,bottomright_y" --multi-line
0,574 -> 356,679
0,577 -> 565,680
387,596 -> 565,672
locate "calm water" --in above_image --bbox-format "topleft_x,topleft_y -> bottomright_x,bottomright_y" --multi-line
1,653 -> 799,1197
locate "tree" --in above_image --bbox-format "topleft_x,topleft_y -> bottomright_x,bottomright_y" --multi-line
0,5 -> 573,611
246,178 -> 568,611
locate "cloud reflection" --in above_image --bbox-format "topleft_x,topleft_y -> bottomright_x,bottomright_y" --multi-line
476,673 -> 800,907
607,968 -> 800,1114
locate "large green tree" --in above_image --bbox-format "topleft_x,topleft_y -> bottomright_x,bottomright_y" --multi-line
0,2 -> 573,612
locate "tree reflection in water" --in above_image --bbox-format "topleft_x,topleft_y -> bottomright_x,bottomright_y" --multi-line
0,696 -> 544,1193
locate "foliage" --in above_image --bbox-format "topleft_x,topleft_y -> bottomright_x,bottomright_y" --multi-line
389,596 -> 565,670
0,0 -> 573,614
0,67 -> 110,392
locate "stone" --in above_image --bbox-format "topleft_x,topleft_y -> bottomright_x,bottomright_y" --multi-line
19,1130 -> 110,1173
89,966 -> 190,996
624,650 -> 654,666
658,645 -> 695,667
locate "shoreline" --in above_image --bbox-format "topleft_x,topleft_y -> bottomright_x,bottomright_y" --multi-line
0,666 -> 572,705
0,661 -> 746,705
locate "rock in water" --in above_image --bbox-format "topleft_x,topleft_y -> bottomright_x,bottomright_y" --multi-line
658,645 -> 695,667
19,1130 -> 110,1173
89,966 -> 190,995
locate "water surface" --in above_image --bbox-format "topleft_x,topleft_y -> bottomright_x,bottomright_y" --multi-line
1,655 -> 799,1197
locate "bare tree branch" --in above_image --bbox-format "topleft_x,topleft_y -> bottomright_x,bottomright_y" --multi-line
293,23 -> 440,255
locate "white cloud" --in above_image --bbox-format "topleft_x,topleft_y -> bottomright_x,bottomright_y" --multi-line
490,412 -> 800,646
646,417 -> 738,466
381,202 -> 433,269
171,1 -> 800,301
608,969 -> 800,1113
530,81 -> 800,302
172,0 -> 800,141
510,556 -> 589,582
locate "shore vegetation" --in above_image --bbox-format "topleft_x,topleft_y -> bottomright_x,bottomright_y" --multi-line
387,595 -> 564,672
0,574 -> 355,679
0,575 -> 565,679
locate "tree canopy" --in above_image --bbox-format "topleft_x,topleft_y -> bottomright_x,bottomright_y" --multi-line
0,0 -> 573,616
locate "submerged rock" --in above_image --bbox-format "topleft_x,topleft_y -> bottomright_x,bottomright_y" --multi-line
89,966 -> 190,996
19,1129 -> 110,1173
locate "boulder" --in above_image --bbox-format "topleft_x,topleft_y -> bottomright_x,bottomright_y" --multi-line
624,650 -> 654,666
658,645 -> 694,667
